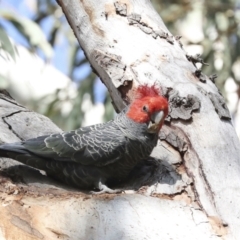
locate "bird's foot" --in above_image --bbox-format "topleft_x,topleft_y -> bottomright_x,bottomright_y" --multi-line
90,182 -> 124,195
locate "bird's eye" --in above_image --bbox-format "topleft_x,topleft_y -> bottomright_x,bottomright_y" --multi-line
142,105 -> 149,112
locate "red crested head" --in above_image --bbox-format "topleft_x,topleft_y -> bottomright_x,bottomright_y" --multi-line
127,84 -> 168,133
135,84 -> 161,99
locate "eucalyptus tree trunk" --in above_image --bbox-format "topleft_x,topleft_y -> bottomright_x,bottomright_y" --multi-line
0,0 -> 240,239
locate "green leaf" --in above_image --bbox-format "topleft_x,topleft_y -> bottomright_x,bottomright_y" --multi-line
0,26 -> 16,61
215,12 -> 229,32
0,74 -> 9,88
0,11 -> 53,60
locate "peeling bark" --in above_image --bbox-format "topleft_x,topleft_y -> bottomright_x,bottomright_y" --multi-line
167,89 -> 201,121
208,92 -> 231,120
1,0 -> 240,239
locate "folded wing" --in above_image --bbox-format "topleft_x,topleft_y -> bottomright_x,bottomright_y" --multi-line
3,122 -> 127,167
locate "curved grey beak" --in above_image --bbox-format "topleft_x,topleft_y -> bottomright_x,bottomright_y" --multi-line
147,111 -> 164,133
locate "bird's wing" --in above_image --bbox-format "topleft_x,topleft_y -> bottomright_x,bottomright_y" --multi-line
22,122 -> 127,166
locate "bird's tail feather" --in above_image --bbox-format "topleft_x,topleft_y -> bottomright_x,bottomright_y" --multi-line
0,143 -> 49,170
0,143 -> 26,157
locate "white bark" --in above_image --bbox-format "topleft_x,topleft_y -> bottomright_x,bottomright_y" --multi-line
0,0 -> 240,239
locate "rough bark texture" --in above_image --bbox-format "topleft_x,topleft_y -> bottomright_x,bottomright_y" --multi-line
1,0 -> 240,239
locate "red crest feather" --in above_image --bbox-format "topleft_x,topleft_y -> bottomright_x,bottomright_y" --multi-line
135,84 -> 161,99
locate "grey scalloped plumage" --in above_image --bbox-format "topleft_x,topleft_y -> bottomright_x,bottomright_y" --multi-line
0,108 -> 158,191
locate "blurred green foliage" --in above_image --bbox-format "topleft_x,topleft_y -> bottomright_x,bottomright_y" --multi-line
0,0 -> 239,130
0,25 -> 17,61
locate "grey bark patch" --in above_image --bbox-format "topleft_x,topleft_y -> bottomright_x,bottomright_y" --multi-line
196,85 -> 207,96
127,13 -> 141,25
159,129 -> 187,153
0,90 -> 14,100
166,35 -> 174,44
195,69 -> 208,83
175,35 -> 183,48
199,74 -> 208,83
0,92 -> 26,109
138,24 -> 152,34
4,111 -> 61,140
195,69 -> 201,78
152,29 -> 175,44
208,92 -> 231,120
114,1 -> 127,16
209,74 -> 218,83
118,10 -> 172,44
151,140 -> 182,165
175,35 -> 182,40
167,90 -> 201,121
2,111 -> 28,141
94,50 -> 127,88
11,215 -> 44,239
153,30 -> 174,44
186,54 -> 209,68
154,30 -> 168,39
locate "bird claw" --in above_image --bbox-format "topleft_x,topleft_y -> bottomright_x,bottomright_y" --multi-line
90,182 -> 124,194
90,189 -> 124,195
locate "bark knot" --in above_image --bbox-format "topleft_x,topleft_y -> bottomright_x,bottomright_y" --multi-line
166,90 -> 201,121
114,1 -> 127,16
